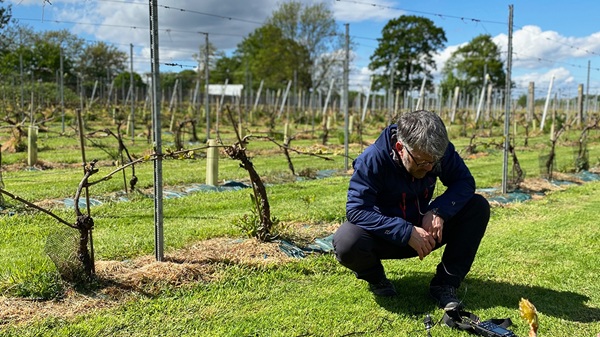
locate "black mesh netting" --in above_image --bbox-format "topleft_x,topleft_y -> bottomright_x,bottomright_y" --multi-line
45,224 -> 93,284
574,142 -> 589,172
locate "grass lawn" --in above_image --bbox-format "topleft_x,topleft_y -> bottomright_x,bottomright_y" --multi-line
1,180 -> 599,336
0,117 -> 599,336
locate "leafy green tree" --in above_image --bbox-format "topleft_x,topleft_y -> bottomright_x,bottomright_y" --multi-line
4,24 -> 36,46
31,39 -> 64,82
176,69 -> 200,95
160,72 -> 180,94
517,94 -> 527,109
0,27 -> 85,88
0,44 -> 26,78
76,41 -> 127,82
369,15 -> 446,93
211,55 -> 242,85
0,0 -> 10,35
267,1 -> 341,90
0,24 -> 33,79
158,70 -> 199,102
113,71 -> 145,91
39,29 -> 84,73
236,24 -> 311,90
440,34 -> 506,99
0,39 -> 61,83
72,41 -> 127,97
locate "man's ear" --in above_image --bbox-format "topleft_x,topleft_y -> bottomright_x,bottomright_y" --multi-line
395,141 -> 403,153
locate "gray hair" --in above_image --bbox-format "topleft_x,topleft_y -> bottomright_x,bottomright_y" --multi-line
396,110 -> 449,160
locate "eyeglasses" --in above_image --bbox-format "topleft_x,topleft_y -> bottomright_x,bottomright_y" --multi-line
404,146 -> 437,168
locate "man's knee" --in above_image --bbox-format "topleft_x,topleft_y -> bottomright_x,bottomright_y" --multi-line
333,222 -> 368,265
466,194 -> 490,224
446,194 -> 489,239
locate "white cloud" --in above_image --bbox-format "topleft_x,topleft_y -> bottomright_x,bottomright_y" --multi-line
8,0 -> 79,5
332,0 -> 404,22
513,67 -> 574,91
75,1 -> 269,51
40,0 -> 278,72
432,44 -> 461,78
494,25 -> 600,70
431,25 -> 596,92
350,66 -> 374,92
483,25 -> 598,90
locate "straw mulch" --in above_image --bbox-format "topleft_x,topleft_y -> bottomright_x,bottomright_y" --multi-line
518,171 -> 592,195
0,237 -> 296,328
96,237 -> 294,290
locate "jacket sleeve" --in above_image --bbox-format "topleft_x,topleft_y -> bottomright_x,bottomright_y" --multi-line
346,155 -> 413,246
428,142 -> 476,221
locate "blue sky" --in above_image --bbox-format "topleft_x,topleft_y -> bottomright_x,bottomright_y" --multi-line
6,0 -> 600,97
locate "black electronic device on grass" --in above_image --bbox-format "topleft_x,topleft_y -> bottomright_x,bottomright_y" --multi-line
442,308 -> 519,337
463,316 -> 517,337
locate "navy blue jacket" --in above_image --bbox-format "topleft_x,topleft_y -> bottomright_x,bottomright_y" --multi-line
346,124 -> 476,246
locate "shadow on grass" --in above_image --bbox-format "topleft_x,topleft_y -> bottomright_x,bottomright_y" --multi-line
375,272 -> 600,323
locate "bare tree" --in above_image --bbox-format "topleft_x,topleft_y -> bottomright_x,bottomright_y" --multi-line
268,1 -> 343,91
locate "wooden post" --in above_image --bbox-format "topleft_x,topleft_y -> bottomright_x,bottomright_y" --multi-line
278,80 -> 292,119
284,122 -> 289,141
475,74 -> 489,124
126,111 -> 134,140
394,88 -> 400,115
206,139 -> 219,186
27,125 -> 38,166
451,86 -> 460,123
527,82 -> 535,126
321,78 -> 335,116
577,83 -> 584,127
415,78 -> 426,111
485,83 -> 493,122
540,75 -> 554,131
238,123 -> 245,141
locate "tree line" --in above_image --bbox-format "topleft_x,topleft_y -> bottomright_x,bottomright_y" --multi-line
0,0 -> 508,107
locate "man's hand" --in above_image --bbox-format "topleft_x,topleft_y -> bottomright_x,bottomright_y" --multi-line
408,226 -> 436,260
421,210 -> 444,244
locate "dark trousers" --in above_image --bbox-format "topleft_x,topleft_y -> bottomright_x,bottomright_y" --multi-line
333,194 -> 490,288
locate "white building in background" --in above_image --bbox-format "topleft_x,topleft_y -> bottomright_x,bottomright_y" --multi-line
208,84 -> 243,97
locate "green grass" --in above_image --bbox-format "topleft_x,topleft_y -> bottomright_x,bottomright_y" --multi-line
0,116 -> 599,336
1,181 -> 599,336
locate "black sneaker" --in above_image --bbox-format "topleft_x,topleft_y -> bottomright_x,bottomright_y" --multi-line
429,284 -> 461,310
368,278 -> 397,297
